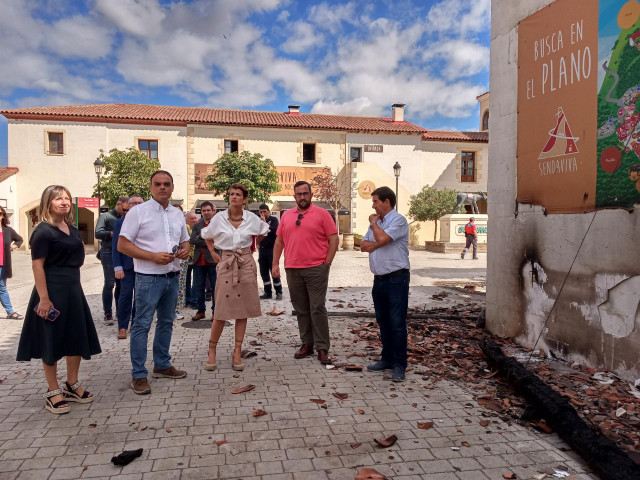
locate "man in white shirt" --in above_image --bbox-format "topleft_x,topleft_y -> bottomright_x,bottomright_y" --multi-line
118,171 -> 190,395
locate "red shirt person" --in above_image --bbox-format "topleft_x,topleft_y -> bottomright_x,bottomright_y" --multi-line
461,217 -> 478,260
272,181 -> 339,365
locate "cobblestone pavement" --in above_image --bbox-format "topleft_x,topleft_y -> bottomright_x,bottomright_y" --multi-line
0,250 -> 599,479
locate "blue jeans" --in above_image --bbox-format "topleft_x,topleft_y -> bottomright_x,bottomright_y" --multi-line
131,274 -> 179,379
185,265 -> 197,305
117,269 -> 136,330
0,267 -> 15,315
100,251 -> 119,314
372,269 -> 410,369
194,264 -> 217,313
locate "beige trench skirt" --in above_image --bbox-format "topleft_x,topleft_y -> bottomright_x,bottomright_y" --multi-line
214,247 -> 261,321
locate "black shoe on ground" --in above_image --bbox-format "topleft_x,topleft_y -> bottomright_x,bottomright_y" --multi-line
460,252 -> 465,259
104,313 -> 114,325
391,366 -> 406,382
367,361 -> 393,372
275,293 -> 283,300
259,293 -> 272,300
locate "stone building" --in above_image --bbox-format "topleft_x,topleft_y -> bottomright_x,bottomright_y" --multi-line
1,102 -> 488,247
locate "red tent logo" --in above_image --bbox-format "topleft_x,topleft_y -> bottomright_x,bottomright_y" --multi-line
538,107 -> 580,160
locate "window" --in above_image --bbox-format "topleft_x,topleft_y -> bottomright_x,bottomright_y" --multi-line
461,151 -> 476,182
303,143 -> 316,163
224,140 -> 238,153
482,110 -> 489,131
350,147 -> 362,162
138,139 -> 158,159
47,132 -> 64,155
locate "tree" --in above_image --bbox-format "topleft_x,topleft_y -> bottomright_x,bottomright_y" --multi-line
312,168 -> 358,235
205,151 -> 279,204
408,185 -> 459,241
93,147 -> 161,208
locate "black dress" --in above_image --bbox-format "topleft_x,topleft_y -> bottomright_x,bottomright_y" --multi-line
16,222 -> 101,366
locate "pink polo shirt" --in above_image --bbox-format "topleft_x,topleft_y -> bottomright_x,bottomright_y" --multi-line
277,204 -> 337,268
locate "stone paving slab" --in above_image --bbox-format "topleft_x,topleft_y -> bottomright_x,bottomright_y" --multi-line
0,250 -> 599,479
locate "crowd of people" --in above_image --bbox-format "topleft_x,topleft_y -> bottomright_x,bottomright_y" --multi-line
14,171 -> 411,414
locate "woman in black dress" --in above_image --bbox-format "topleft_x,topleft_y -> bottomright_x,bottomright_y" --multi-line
17,185 -> 101,414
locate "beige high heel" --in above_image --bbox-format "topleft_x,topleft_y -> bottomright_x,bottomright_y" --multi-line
232,342 -> 244,371
205,339 -> 217,371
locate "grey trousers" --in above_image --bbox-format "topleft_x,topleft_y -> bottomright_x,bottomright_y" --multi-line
286,264 -> 331,351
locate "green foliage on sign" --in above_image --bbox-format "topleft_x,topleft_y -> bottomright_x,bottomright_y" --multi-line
205,151 -> 280,204
408,185 -> 458,240
93,147 -> 161,208
596,23 -> 640,208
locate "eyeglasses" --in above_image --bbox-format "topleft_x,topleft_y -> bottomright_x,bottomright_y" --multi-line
122,208 -> 130,212
296,214 -> 304,226
294,192 -> 311,198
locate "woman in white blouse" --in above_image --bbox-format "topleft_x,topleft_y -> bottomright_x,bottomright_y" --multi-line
200,184 -> 269,371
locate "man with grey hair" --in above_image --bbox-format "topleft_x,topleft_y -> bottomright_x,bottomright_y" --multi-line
96,195 -> 128,325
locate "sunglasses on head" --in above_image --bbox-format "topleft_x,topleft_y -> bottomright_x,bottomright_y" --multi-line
296,214 -> 304,226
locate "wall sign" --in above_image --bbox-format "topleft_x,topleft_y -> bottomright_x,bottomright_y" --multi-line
77,197 -> 99,208
358,180 -> 376,199
364,145 -> 383,153
517,0 -> 640,212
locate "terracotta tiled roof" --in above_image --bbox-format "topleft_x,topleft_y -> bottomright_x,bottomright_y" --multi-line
476,91 -> 490,99
0,167 -> 19,183
0,103 -> 427,134
422,130 -> 488,143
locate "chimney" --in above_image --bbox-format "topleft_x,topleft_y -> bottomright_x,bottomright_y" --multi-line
287,104 -> 300,115
391,103 -> 405,122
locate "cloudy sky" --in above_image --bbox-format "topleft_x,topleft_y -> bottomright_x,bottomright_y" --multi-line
0,0 -> 491,165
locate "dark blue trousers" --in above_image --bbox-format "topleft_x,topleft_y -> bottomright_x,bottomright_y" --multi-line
117,268 -> 136,330
372,269 -> 410,369
194,264 -> 217,314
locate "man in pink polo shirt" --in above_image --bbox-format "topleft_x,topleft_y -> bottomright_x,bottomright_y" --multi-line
273,181 -> 339,365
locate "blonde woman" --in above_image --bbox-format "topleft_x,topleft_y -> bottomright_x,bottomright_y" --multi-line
17,186 -> 101,414
201,184 -> 268,371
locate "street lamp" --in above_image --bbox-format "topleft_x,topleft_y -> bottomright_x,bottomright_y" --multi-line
94,157 -> 104,212
393,162 -> 401,210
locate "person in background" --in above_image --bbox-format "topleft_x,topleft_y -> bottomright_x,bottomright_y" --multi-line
272,181 -> 339,366
95,196 -> 127,325
361,186 -> 410,383
201,184 -> 269,371
118,171 -> 190,395
190,202 -> 218,321
0,205 -> 24,319
176,210 -> 192,320
461,217 -> 478,260
184,211 -> 198,308
17,185 -> 101,414
113,194 -> 144,339
258,204 -> 282,300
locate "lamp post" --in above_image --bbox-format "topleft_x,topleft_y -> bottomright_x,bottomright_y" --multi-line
94,157 -> 104,213
393,162 -> 401,210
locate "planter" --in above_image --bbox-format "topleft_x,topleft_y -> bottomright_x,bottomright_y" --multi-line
342,233 -> 354,250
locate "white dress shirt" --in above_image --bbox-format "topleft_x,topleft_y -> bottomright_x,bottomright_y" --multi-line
119,198 -> 189,274
201,210 -> 269,250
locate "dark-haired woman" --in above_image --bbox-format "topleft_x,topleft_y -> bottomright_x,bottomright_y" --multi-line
0,205 -> 24,319
201,183 -> 268,371
17,185 -> 101,414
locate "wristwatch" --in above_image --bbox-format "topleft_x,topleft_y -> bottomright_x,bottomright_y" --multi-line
325,261 -> 332,266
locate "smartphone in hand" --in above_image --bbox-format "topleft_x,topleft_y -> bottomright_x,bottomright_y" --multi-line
34,304 -> 61,322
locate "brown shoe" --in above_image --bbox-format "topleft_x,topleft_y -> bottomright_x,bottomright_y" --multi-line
152,366 -> 187,379
317,349 -> 332,365
117,329 -> 127,340
294,344 -> 314,359
192,311 -> 206,321
131,377 -> 151,395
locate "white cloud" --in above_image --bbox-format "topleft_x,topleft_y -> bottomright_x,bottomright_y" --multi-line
46,15 -> 113,59
280,21 -> 324,53
426,0 -> 490,38
422,40 -> 489,79
94,0 -> 166,38
311,97 -> 376,116
308,2 -> 359,33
